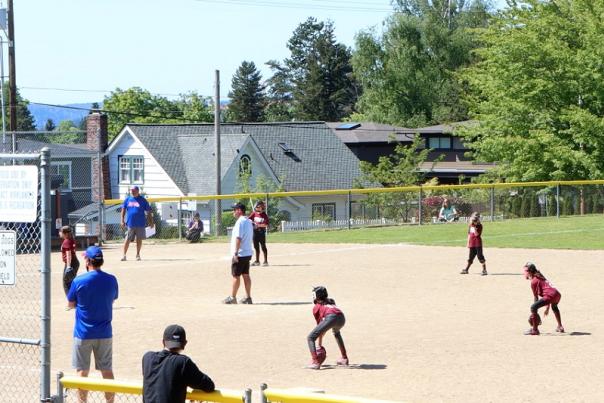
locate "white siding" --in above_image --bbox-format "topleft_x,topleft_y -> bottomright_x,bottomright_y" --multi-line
109,132 -> 183,200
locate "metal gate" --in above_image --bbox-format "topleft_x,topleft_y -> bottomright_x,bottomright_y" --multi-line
0,149 -> 52,402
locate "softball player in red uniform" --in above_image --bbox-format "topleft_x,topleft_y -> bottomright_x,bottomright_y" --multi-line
306,286 -> 349,370
460,212 -> 487,275
523,262 -> 564,335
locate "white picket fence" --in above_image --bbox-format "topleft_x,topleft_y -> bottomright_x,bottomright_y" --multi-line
280,218 -> 402,232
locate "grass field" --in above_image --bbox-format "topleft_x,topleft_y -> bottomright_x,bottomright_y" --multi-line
261,215 -> 604,249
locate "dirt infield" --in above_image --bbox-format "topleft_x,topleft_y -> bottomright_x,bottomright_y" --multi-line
50,241 -> 604,402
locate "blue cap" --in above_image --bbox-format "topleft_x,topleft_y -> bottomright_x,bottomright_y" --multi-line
131,185 -> 140,192
83,245 -> 103,259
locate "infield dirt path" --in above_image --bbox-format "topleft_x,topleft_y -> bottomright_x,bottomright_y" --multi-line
50,241 -> 604,402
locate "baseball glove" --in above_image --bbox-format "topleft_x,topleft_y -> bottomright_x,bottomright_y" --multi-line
316,346 -> 327,365
62,261 -> 79,295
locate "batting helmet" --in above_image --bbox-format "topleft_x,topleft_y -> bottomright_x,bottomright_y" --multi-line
312,286 -> 328,302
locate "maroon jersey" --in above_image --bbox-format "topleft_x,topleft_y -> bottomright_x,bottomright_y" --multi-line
531,277 -> 560,301
312,302 -> 342,324
467,223 -> 483,248
61,238 -> 76,264
248,211 -> 269,233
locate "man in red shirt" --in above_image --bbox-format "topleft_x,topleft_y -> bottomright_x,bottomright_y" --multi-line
248,201 -> 269,266
460,212 -> 487,276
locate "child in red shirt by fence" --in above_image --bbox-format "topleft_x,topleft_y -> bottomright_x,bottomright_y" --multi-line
306,286 -> 349,370
523,262 -> 564,335
59,225 -> 80,295
460,212 -> 487,276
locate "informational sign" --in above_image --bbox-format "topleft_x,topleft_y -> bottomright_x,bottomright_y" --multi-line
0,231 -> 16,286
0,166 -> 39,223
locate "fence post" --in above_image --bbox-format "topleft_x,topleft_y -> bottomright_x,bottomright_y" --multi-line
54,372 -> 64,403
347,191 -> 352,230
490,187 -> 495,221
418,186 -> 423,225
260,383 -> 268,403
265,193 -> 269,238
244,388 -> 252,403
177,198 -> 182,241
40,147 -> 52,402
556,184 -> 560,218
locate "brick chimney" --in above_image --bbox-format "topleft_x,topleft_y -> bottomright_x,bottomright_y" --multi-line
86,111 -> 112,202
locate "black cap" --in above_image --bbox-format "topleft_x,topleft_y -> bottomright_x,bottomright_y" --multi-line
163,325 -> 187,349
232,202 -> 246,213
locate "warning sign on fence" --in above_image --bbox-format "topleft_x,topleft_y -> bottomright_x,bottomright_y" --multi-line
0,165 -> 38,223
0,231 -> 16,286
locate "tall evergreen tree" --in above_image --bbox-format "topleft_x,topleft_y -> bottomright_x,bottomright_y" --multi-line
267,18 -> 358,121
227,61 -> 266,122
44,118 -> 56,131
1,85 -> 36,131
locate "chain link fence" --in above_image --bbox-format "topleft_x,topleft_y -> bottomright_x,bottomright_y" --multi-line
0,150 -> 52,402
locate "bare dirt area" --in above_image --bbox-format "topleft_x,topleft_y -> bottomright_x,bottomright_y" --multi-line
49,241 -> 604,402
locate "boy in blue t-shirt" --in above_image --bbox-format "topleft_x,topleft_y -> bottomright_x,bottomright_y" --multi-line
67,246 -> 119,402
120,185 -> 153,261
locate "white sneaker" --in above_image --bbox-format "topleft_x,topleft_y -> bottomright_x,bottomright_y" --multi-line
120,256 -> 127,261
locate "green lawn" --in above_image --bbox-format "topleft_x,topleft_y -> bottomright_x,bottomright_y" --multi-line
261,215 -> 604,250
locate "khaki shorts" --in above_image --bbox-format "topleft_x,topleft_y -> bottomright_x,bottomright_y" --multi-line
126,227 -> 146,242
72,338 -> 113,371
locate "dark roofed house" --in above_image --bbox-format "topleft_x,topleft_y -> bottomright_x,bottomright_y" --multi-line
105,122 -> 365,229
329,121 -> 494,184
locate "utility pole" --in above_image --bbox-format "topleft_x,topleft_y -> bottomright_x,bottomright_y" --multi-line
214,70 -> 222,236
7,0 -> 15,132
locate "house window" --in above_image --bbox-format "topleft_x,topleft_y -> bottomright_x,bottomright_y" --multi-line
452,136 -> 467,150
428,137 -> 452,150
50,161 -> 71,190
351,202 -> 378,219
312,203 -> 336,220
239,155 -> 252,176
119,156 -> 144,184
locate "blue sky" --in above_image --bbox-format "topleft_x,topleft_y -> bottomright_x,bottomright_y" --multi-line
11,0 -> 504,105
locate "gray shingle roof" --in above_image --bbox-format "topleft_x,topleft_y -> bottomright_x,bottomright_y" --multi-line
0,138 -> 95,157
123,122 -> 362,193
327,122 -> 415,143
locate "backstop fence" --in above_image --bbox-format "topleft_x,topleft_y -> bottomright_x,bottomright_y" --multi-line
0,149 -> 52,402
84,180 -> 604,241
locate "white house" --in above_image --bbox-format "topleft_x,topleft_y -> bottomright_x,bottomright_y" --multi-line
104,122 -> 365,231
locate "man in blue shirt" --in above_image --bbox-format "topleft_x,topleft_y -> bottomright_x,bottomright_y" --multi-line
67,245 -> 119,403
223,203 -> 254,304
120,186 -> 153,261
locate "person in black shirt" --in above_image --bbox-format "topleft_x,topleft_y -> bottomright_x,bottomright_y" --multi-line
142,325 -> 215,403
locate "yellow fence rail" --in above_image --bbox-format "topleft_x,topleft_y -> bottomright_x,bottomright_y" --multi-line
59,376 -> 249,402
262,387 -> 402,403
104,179 -> 604,205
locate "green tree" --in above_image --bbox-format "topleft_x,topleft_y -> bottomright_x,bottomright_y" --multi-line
356,136 -> 433,222
461,0 -> 604,181
103,87 -> 212,139
352,0 -> 490,126
0,85 -> 36,131
264,60 -> 293,121
51,120 -> 83,144
268,18 -> 358,121
44,118 -> 56,131
227,61 -> 266,122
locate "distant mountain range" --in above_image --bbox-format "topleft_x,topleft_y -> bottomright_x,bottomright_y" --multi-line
28,103 -> 99,130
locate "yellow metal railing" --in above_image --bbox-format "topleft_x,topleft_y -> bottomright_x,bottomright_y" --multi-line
262,387 -> 402,403
103,179 -> 604,206
59,376 -> 248,402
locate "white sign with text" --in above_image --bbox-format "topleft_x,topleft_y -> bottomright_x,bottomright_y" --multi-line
0,231 -> 16,286
0,165 -> 39,223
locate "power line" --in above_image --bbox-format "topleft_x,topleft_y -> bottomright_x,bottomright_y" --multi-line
21,86 -> 186,98
195,0 -> 393,13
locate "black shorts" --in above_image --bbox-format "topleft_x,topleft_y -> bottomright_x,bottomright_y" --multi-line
231,256 -> 252,277
468,247 -> 485,264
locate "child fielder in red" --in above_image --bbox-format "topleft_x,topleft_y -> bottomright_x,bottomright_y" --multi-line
59,225 -> 80,295
306,286 -> 349,370
460,212 -> 487,276
523,262 -> 564,335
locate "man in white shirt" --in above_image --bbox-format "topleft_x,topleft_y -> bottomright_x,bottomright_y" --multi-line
223,203 -> 254,304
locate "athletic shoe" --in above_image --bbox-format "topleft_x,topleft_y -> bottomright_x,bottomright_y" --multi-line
306,361 -> 321,370
136,255 -> 141,261
120,256 -> 127,261
222,296 -> 237,304
262,262 -> 269,267
239,297 -> 253,304
556,325 -> 565,333
481,269 -> 488,276
524,328 -> 540,335
336,357 -> 349,366
251,261 -> 260,266
460,269 -> 468,274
